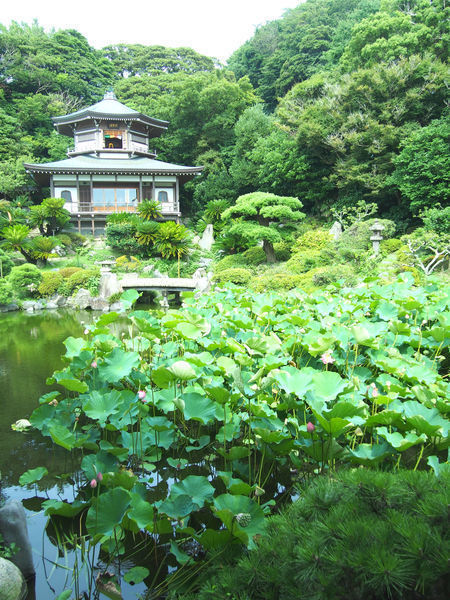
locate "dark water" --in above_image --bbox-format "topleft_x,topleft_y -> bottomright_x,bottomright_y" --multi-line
0,308 -> 147,599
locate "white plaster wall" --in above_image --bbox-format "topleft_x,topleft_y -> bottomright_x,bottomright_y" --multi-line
54,187 -> 78,213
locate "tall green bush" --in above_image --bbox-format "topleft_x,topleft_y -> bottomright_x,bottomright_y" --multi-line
8,264 -> 42,298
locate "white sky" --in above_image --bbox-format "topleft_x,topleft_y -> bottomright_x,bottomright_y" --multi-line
2,0 -> 302,62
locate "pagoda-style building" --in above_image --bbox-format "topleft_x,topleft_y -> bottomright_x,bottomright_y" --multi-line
24,91 -> 203,234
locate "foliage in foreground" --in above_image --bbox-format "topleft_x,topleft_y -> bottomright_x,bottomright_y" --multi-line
19,276 -> 449,594
183,469 -> 449,600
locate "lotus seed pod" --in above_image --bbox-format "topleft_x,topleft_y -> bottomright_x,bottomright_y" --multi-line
235,512 -> 252,527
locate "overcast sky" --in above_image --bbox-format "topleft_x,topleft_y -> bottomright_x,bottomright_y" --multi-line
2,0 -> 302,62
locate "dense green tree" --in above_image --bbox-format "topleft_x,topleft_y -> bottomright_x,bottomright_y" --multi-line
222,192 -> 304,262
102,44 -> 216,78
391,116 -> 450,213
0,22 -> 114,100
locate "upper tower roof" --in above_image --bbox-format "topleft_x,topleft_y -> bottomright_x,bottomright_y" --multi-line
53,91 -> 169,137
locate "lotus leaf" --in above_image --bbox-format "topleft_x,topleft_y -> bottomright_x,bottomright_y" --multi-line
86,487 -> 131,537
19,466 -> 48,485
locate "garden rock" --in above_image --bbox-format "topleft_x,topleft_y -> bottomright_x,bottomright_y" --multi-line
67,288 -> 93,309
0,558 -> 26,600
45,301 -> 59,309
198,224 -> 214,251
329,221 -> 342,240
90,297 -> 110,311
199,257 -> 213,267
142,265 -> 153,273
21,301 -> 44,312
0,501 -> 34,579
0,303 -> 19,313
99,271 -> 122,300
109,302 -> 122,312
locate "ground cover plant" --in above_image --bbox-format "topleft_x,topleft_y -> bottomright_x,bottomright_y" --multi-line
18,274 -> 449,596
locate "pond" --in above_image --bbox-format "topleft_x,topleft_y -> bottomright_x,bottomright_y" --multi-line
0,308 -> 148,599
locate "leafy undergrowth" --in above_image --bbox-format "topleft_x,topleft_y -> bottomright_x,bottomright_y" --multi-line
20,274 -> 449,596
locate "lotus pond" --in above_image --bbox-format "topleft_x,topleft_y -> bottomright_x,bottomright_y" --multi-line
4,273 -> 450,599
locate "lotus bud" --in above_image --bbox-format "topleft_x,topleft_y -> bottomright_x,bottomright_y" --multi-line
90,479 -> 97,488
97,472 -> 103,482
91,361 -> 97,368
138,390 -> 147,401
307,422 -> 315,433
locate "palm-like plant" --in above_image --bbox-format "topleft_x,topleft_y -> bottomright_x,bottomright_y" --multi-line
1,224 -> 37,264
155,221 -> 191,260
30,236 -> 58,264
135,220 -> 160,246
40,198 -> 71,235
203,199 -> 230,223
137,200 -> 162,221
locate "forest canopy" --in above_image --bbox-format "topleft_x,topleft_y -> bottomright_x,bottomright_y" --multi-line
0,0 -> 448,222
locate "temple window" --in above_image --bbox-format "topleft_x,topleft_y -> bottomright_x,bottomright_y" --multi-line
60,190 -> 72,202
158,190 -> 169,203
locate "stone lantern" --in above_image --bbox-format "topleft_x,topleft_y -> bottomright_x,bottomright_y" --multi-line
370,221 -> 385,255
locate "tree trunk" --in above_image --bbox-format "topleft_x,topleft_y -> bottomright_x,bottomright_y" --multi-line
263,240 -> 276,263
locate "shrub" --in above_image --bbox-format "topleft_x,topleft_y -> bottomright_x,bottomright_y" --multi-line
38,271 -> 64,297
213,268 -> 252,285
213,254 -> 246,273
58,269 -> 100,297
105,222 -> 141,255
381,238 -> 403,255
0,279 -> 13,304
192,470 -> 450,600
273,240 -> 292,261
115,255 -> 141,272
54,233 -> 72,248
0,249 -> 14,277
241,246 -> 266,266
250,272 -> 304,292
66,232 -> 87,247
58,267 -> 83,279
8,264 -> 42,298
286,249 -> 326,274
292,228 -> 334,253
312,263 -> 357,287
106,213 -> 136,225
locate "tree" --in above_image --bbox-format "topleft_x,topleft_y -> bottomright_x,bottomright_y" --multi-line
28,198 -> 70,236
391,117 -> 450,213
222,192 -> 304,263
137,200 -> 162,221
0,224 -> 37,264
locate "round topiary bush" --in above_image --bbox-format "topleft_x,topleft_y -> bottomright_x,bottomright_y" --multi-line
213,268 -> 252,285
38,271 -> 64,297
8,264 -> 42,298
58,267 -> 83,279
241,246 -> 267,266
250,273 -> 303,292
286,249 -> 326,274
191,469 -> 449,600
292,228 -> 334,253
213,254 -> 246,274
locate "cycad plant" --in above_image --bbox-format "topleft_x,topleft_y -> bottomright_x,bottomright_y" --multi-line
0,224 -> 37,264
155,221 -> 190,260
135,220 -> 160,247
30,236 -> 58,264
137,199 -> 162,220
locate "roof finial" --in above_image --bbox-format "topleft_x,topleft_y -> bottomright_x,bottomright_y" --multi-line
104,89 -> 117,100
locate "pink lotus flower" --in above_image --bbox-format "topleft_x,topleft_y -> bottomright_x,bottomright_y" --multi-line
90,479 -> 97,488
320,351 -> 335,365
97,472 -> 103,482
372,387 -> 379,398
307,422 -> 315,433
91,361 -> 97,368
138,390 -> 147,401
